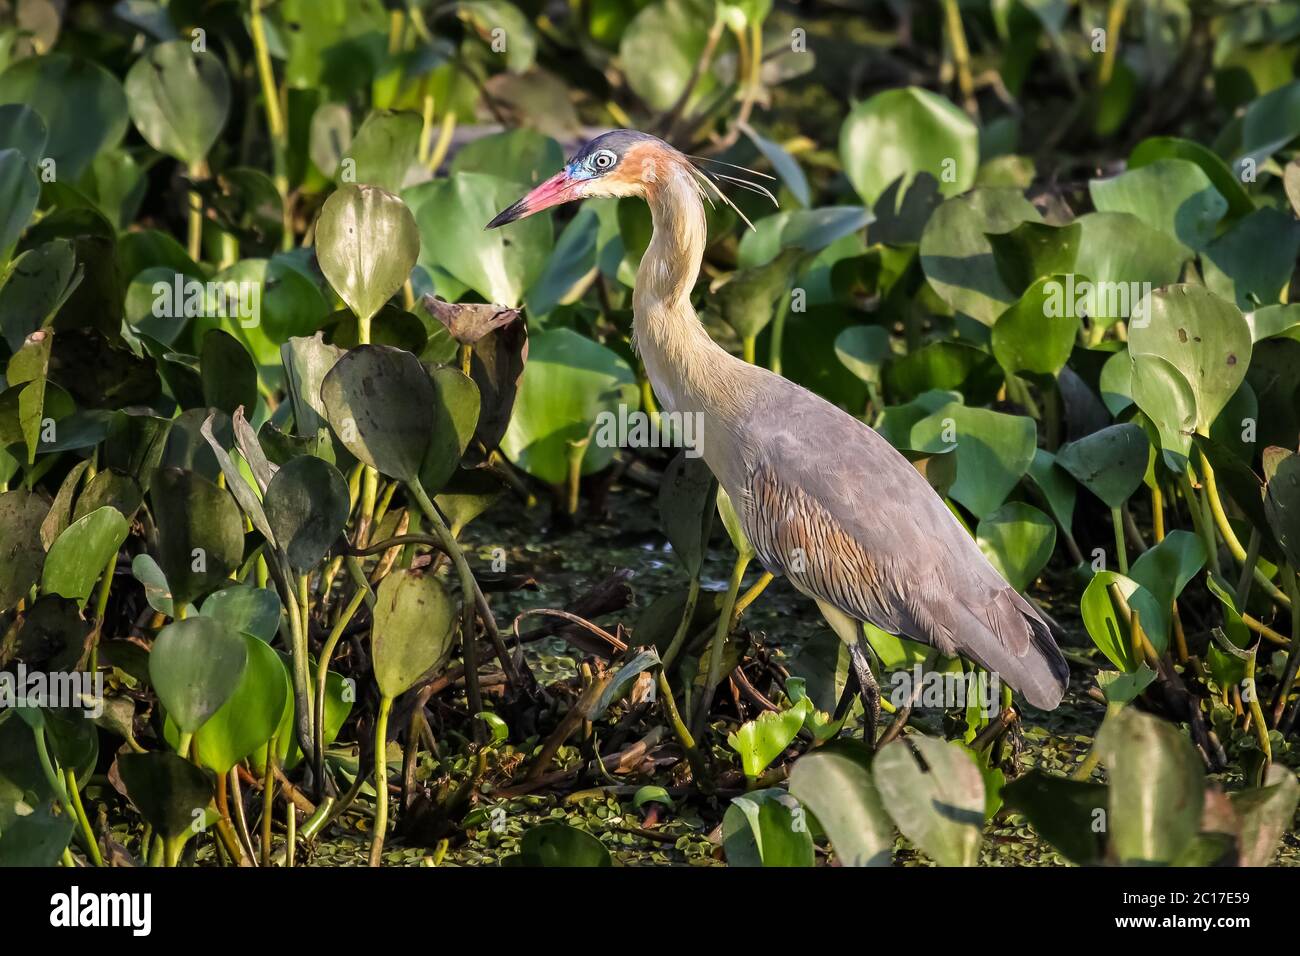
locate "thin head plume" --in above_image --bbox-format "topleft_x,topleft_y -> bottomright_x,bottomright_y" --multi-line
684,155 -> 779,231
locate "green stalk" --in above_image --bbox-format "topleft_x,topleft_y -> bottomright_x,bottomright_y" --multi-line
64,769 -> 104,867
692,552 -> 751,738
368,694 -> 394,866
186,159 -> 206,262
742,334 -> 756,365
261,734 -> 277,866
565,438 -> 589,515
406,479 -> 486,744
249,0 -> 292,250
1271,570 -> 1300,728
314,582 -> 367,785
660,576 -> 700,672
1110,505 -> 1128,574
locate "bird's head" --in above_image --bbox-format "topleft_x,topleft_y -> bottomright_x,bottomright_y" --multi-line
486,129 -> 774,229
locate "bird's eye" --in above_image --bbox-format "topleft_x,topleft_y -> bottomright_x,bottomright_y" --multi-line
592,150 -> 617,171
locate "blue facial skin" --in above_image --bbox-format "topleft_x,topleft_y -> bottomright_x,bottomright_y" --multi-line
566,159 -> 600,182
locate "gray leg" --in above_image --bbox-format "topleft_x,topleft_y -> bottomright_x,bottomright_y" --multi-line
849,639 -> 881,747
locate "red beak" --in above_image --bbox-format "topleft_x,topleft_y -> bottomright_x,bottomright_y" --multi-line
486,171 -> 578,228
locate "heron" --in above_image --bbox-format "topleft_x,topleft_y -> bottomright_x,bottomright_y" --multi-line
487,129 -> 1069,739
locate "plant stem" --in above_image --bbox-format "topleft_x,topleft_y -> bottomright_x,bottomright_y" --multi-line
315,583 -> 368,779
261,734 -> 277,866
661,576 -> 700,672
249,0 -> 292,249
1271,570 -> 1300,727
742,334 -> 756,365
368,694 -> 393,866
692,552 -> 751,738
565,438 -> 588,515
941,0 -> 977,115
1110,505 -> 1128,574
1098,0 -> 1130,87
186,159 -> 206,262
64,768 -> 103,866
406,478 -> 486,744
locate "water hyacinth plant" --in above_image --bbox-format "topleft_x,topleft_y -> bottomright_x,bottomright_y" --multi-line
0,0 -> 1297,884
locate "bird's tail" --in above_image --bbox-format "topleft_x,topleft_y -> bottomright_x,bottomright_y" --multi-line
964,589 -> 1070,711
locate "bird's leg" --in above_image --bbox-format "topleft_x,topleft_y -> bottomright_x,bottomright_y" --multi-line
849,638 -> 882,748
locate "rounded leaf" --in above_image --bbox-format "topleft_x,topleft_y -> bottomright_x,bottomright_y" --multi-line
125,40 -> 230,164
315,184 -> 419,325
149,616 -> 249,734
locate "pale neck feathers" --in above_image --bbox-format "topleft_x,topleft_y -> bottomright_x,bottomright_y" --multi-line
632,162 -> 749,422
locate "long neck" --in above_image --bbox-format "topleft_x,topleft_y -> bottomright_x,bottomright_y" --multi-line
632,166 -> 746,421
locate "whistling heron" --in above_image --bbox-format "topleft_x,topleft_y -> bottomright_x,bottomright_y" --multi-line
488,130 -> 1069,736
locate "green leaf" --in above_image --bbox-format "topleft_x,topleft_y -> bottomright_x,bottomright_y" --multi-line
321,344 -> 435,483
919,188 -> 1042,325
873,736 -> 985,866
789,740 -> 893,866
1128,530 -> 1205,609
116,751 -> 213,840
1097,708 -> 1204,865
0,53 -> 128,181
908,403 -> 1037,519
150,467 -> 246,607
1203,208 -> 1300,311
1130,353 -> 1197,469
1128,284 -> 1251,433
263,456 -> 350,571
1265,450 -> 1300,568
976,502 -> 1056,592
149,616 -> 248,734
372,569 -> 456,698
0,102 -> 48,165
1230,765 -> 1300,867
1072,212 -> 1189,325
316,184 -> 419,326
199,585 -> 281,643
1026,448 -> 1076,533
411,172 -> 552,307
991,275 -> 1081,377
0,239 -> 81,352
0,147 -> 38,256
0,489 -> 48,612
200,330 -> 258,418
1056,423 -> 1149,509
500,328 -> 638,485
190,634 -> 288,774
124,40 -> 230,165
342,110 -> 421,193
834,325 -> 890,387
658,452 -> 715,576
841,87 -> 978,206
41,505 -> 128,608
619,0 -> 720,112
1000,770 -> 1107,865
1129,136 -> 1254,220
1079,571 -> 1166,671
987,222 -> 1081,296
722,788 -> 814,867
726,699 -> 809,778
449,128 -> 562,187
519,821 -> 612,866
1089,158 -> 1226,250
418,365 -> 480,494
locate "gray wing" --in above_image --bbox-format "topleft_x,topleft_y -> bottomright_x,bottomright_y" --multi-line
732,374 -> 1068,710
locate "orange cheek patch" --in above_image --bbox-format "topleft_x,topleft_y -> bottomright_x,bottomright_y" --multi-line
618,142 -> 668,198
